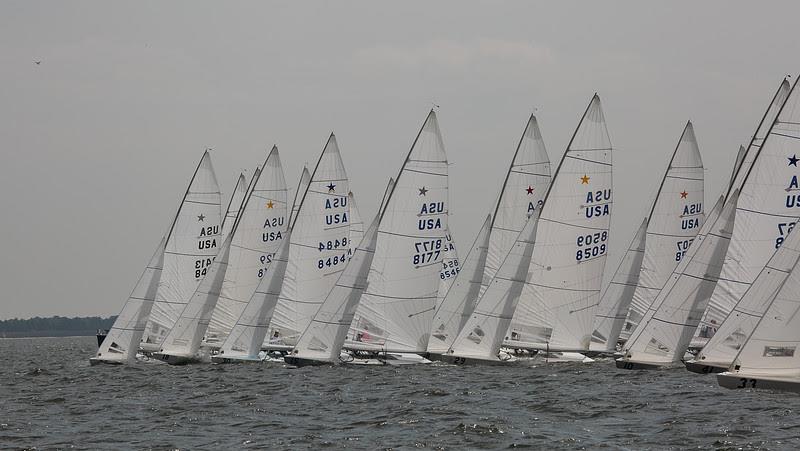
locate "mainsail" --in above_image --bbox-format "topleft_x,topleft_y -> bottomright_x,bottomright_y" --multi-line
349,110 -> 449,352
589,217 -> 647,352
427,214 -> 492,355
205,147 -> 288,346
482,114 -> 551,296
91,236 -> 166,364
221,173 -> 249,241
621,121 -> 705,339
507,94 -> 614,351
287,215 -> 380,364
618,194 -> 735,367
269,134 -> 351,345
699,77 -> 799,339
289,166 -> 311,224
142,151 -> 222,350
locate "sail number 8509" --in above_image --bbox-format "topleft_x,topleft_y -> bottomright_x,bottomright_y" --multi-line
575,231 -> 608,262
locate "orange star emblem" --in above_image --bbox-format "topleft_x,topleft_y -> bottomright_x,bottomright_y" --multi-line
266,200 -> 274,209
680,191 -> 688,199
580,175 -> 590,185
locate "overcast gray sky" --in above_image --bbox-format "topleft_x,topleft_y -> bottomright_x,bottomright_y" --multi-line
2,1 -> 798,318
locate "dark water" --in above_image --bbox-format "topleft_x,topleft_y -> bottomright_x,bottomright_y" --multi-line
1,337 -> 798,450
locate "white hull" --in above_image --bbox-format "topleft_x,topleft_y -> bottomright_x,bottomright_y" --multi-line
718,371 -> 800,393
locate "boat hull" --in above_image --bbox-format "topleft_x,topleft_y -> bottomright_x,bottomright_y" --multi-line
684,359 -> 727,374
210,354 -> 261,364
718,372 -> 800,393
152,352 -> 200,365
615,358 -> 669,370
88,357 -> 123,366
284,356 -> 332,367
434,354 -> 515,366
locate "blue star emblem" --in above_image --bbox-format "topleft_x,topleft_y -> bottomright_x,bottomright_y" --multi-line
789,155 -> 799,167
327,183 -> 336,192
197,214 -> 205,222
418,186 -> 428,196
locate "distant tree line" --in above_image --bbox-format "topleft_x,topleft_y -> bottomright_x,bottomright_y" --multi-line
0,316 -> 117,337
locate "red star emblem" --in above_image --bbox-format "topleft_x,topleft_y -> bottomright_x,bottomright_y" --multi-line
526,186 -> 534,195
680,191 -> 688,199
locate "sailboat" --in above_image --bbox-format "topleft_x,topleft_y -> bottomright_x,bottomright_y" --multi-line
204,148 -> 288,347
717,225 -> 800,392
614,122 -> 707,345
482,114 -> 551,296
436,227 -> 460,308
284,215 -> 380,366
90,236 -> 166,365
697,80 -> 800,350
615,193 -> 735,369
686,78 -> 799,373
268,133 -> 352,346
589,217 -> 647,353
505,94 -> 614,354
347,110 -> 449,362
140,151 -> 222,352
427,114 -> 551,359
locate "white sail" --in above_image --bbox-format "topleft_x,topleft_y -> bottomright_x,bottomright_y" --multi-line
436,227 -> 460,308
427,214 -> 492,355
482,114 -> 551,296
156,233 -> 233,362
448,209 -> 541,360
288,215 -> 381,363
216,230 -> 292,359
349,110 -> 449,352
697,210 -> 800,369
142,151 -> 222,350
92,236 -> 166,364
347,190 -> 365,258
378,177 -> 396,217
507,94 -> 614,351
205,148 -> 288,346
621,121 -> 705,339
718,239 -> 800,379
620,194 -> 735,366
269,134 -> 351,345
700,77 -> 800,337
221,173 -> 249,241
289,166 -> 311,224
728,146 -> 747,194
589,217 -> 647,352
725,78 -> 791,198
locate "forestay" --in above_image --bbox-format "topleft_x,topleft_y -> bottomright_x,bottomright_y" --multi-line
289,215 -> 380,363
622,122 -> 705,340
221,173 -> 249,241
507,94 -> 614,351
349,110 -> 449,352
481,114 -> 551,297
289,166 -> 311,224
589,217 -> 647,352
142,151 -> 222,350
699,78 -> 800,337
621,194 -> 735,366
269,134 -> 351,345
205,148 -> 288,346
92,236 -> 166,363
428,214 -> 492,355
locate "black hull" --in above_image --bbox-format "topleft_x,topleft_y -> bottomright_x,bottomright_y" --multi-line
284,356 -> 332,367
684,360 -> 727,374
615,359 -> 665,370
